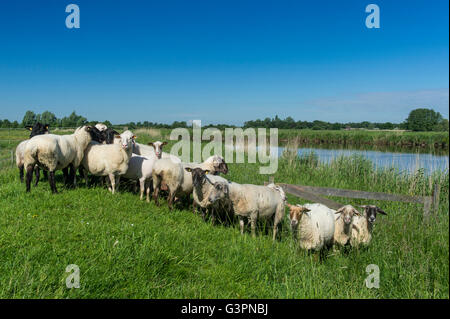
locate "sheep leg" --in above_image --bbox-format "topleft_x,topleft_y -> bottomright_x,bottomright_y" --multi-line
239,217 -> 245,235
152,176 -> 161,206
49,171 -> 57,194
34,166 -> 40,186
68,164 -> 76,188
62,167 -> 69,186
43,169 -> 48,181
146,182 -> 150,203
19,164 -> 24,183
115,175 -> 120,192
168,191 -> 174,210
272,204 -> 284,241
108,174 -> 115,194
251,217 -> 257,238
25,165 -> 34,192
139,179 -> 145,200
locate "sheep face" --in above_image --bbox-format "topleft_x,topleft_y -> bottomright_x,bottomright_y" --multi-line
185,167 -> 211,188
89,126 -> 107,143
116,131 -> 136,150
208,182 -> 228,203
103,128 -> 120,144
335,205 -> 360,225
26,122 -> 49,138
287,204 -> 310,230
211,155 -> 228,175
360,205 -> 387,224
148,141 -> 168,159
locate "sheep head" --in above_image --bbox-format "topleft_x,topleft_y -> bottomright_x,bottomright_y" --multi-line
359,205 -> 387,224
210,155 -> 228,175
287,203 -> 310,229
87,126 -> 107,144
26,122 -> 50,138
148,141 -> 168,159
335,205 -> 361,225
185,167 -> 211,188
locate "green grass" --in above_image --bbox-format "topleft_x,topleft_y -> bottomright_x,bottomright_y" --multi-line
0,129 -> 448,298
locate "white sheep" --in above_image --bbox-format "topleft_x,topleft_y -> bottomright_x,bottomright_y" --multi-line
196,174 -> 286,240
121,141 -> 167,202
152,155 -> 228,210
351,205 -> 387,247
287,203 -> 335,251
23,126 -> 95,193
81,131 -> 135,194
333,205 -> 361,247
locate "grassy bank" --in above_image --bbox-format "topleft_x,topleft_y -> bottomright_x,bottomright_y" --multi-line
0,129 -> 448,298
278,129 -> 449,149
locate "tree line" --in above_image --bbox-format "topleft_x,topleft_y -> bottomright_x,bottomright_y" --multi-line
0,108 -> 448,131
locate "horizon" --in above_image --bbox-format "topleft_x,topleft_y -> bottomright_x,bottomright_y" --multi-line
0,0 -> 448,125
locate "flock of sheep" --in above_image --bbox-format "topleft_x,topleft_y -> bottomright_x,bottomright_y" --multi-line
15,122 -> 388,252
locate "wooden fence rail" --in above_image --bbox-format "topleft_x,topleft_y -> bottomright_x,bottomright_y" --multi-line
266,177 -> 440,219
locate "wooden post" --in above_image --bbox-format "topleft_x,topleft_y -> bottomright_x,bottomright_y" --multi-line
432,183 -> 441,215
423,197 -> 432,220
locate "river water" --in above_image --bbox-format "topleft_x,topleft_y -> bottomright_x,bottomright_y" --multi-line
276,146 -> 449,174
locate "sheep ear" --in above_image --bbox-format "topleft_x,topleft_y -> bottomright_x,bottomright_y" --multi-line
132,135 -> 137,139
359,205 -> 367,210
44,124 -> 49,130
376,207 -> 387,216
204,170 -> 210,175
335,207 -> 344,214
148,142 -> 154,146
353,208 -> 362,216
303,208 -> 311,213
112,130 -> 120,135
162,141 -> 168,146
26,126 -> 33,131
115,135 -> 121,138
185,167 -> 192,172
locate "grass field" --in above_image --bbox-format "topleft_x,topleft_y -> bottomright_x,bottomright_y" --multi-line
0,129 -> 448,298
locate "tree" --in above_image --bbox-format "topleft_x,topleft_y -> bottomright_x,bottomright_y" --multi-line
22,111 -> 36,127
40,111 -> 58,126
404,108 -> 444,131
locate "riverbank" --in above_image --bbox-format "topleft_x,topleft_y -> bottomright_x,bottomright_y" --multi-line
278,129 -> 449,149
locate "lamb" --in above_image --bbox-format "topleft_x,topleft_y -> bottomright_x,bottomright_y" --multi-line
16,122 -> 50,185
351,205 -> 387,247
287,203 -> 335,251
152,155 -> 228,210
81,131 -> 135,194
196,173 -> 286,240
333,205 -> 361,247
23,126 -> 98,193
121,141 -> 167,202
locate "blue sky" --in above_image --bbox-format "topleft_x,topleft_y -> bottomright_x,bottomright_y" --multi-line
0,0 -> 448,125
